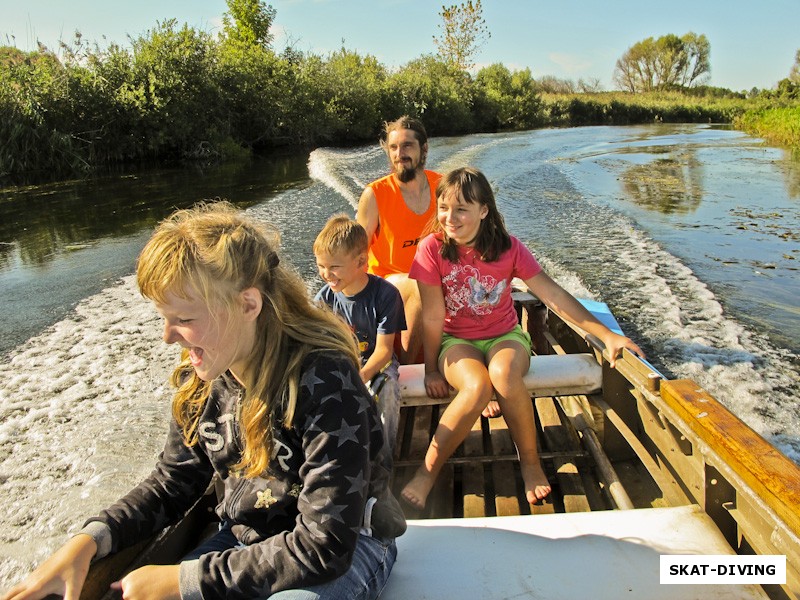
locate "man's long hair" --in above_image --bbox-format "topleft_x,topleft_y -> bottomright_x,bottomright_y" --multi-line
380,115 -> 428,173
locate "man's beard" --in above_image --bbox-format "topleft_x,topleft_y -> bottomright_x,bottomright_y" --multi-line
396,166 -> 418,183
395,153 -> 426,183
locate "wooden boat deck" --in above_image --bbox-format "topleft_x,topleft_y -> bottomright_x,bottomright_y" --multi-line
390,390 -> 662,520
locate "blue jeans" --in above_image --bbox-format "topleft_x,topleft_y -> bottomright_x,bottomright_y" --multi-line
184,523 -> 397,600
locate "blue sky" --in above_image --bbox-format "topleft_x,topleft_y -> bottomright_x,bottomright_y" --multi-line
2,0 -> 798,92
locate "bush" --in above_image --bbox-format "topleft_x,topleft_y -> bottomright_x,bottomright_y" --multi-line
473,63 -> 543,130
385,56 -> 474,136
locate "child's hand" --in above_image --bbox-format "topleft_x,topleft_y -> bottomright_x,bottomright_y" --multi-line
110,564 -> 180,600
603,332 -> 644,368
1,534 -> 96,600
424,371 -> 451,398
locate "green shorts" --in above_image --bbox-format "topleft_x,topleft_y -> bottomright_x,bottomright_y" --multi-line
439,324 -> 532,362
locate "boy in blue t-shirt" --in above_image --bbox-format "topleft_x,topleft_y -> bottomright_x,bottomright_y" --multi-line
314,214 -> 406,455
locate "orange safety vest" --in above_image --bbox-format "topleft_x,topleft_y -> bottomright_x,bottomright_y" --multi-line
367,170 -> 442,277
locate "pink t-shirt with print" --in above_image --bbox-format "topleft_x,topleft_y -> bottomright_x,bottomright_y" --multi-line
410,233 -> 542,340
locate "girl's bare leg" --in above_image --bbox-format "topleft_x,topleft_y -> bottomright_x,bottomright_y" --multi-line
487,341 -> 551,503
401,345 -> 492,509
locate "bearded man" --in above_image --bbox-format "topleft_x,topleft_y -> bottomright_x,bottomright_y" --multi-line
356,116 -> 441,365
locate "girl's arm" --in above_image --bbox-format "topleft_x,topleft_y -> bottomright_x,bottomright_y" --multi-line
1,534 -> 96,600
524,271 -> 643,367
418,281 -> 450,398
84,420 -> 215,555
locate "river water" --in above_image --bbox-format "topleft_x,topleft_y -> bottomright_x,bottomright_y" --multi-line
1,124 -> 798,584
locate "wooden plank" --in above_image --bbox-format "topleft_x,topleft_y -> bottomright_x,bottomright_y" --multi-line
463,418 -> 487,517
492,462 -> 520,516
536,396 -> 591,513
427,464 -> 455,519
488,417 -> 522,516
635,396 -> 704,504
407,405 -> 433,460
620,395 -> 694,506
393,405 -> 412,463
660,380 -> 800,540
488,416 -> 516,456
613,349 -> 662,393
559,395 -> 634,510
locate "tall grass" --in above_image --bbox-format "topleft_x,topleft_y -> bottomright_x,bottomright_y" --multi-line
734,106 -> 800,152
539,91 -> 750,126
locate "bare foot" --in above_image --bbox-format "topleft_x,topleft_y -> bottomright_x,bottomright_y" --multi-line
401,468 -> 437,510
481,400 -> 502,418
520,461 -> 551,504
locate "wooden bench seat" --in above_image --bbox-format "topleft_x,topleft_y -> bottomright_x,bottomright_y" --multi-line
397,353 -> 602,406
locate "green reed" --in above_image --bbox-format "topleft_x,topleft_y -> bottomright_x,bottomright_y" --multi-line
734,106 -> 800,152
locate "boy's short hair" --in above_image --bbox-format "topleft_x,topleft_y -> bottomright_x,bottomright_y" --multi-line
313,213 -> 369,257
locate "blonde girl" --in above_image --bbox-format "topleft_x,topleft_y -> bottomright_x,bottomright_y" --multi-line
3,202 -> 405,600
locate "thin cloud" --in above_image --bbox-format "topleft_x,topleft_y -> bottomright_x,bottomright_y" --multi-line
548,52 -> 592,74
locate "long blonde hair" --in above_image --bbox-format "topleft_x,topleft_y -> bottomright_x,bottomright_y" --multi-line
137,201 -> 360,478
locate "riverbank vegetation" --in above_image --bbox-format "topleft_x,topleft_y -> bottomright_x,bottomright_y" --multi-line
540,90 -> 749,127
734,106 -> 800,153
1,0 -> 798,184
733,51 -> 800,153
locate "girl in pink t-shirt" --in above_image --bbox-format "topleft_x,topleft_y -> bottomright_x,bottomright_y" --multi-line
403,167 -> 643,510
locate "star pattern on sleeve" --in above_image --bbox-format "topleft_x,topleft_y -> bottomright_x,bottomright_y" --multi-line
318,392 -> 343,407
332,368 -> 358,391
344,471 -> 367,495
300,366 -> 326,396
312,500 -> 348,525
335,419 -> 361,447
304,518 -> 329,541
304,412 -> 326,434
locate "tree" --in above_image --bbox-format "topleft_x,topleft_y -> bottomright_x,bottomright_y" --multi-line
128,20 -> 219,156
474,63 -> 542,130
613,32 -> 710,92
790,49 -> 800,84
577,77 -> 603,93
222,0 -> 276,48
676,32 -> 711,87
386,56 -> 474,134
433,0 -> 490,72
537,75 -> 577,94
